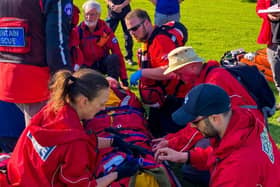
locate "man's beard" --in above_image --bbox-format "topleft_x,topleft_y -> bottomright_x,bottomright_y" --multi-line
85,20 -> 97,28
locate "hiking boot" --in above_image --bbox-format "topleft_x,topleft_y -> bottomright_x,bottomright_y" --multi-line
126,59 -> 135,65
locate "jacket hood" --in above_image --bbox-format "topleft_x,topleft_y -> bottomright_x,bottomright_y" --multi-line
211,107 -> 262,160
27,104 -> 91,147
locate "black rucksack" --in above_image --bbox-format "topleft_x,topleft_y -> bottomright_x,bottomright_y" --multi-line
148,21 -> 188,47
211,64 -> 276,117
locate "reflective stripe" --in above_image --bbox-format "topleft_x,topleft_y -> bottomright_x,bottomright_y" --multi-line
57,1 -> 67,65
240,105 -> 258,109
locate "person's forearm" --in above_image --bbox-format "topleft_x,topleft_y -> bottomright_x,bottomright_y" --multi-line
98,137 -> 112,149
96,172 -> 118,187
120,0 -> 130,8
141,67 -> 175,80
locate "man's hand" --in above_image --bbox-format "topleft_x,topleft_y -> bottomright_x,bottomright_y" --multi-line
130,70 -> 142,86
154,147 -> 188,163
106,76 -> 119,88
268,13 -> 280,21
152,138 -> 168,152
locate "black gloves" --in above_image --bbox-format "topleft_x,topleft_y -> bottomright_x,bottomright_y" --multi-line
112,136 -> 151,157
112,135 -> 128,150
121,79 -> 129,87
115,158 -> 140,181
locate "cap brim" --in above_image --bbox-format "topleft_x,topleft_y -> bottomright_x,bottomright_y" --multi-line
172,107 -> 196,126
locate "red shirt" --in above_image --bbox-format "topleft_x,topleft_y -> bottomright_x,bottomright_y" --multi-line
7,104 -> 99,187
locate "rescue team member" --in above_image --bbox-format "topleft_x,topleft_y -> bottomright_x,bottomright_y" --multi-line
105,0 -> 135,65
125,9 -> 190,136
152,46 -> 267,186
155,84 -> 280,187
0,0 -> 73,125
76,0 -> 129,88
0,68 -> 139,187
153,46 -> 266,153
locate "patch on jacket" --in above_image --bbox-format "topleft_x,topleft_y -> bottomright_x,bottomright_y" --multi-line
112,37 -> 118,44
64,3 -> 73,16
260,127 -> 274,164
27,131 -> 56,161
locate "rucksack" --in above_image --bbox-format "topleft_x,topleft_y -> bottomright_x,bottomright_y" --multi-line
148,21 -> 188,47
239,48 -> 273,83
220,48 -> 246,66
210,64 -> 276,117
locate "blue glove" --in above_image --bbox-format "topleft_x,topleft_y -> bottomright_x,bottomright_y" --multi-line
130,70 -> 142,86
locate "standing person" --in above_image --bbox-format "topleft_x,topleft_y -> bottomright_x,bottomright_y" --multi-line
256,0 -> 280,111
1,68 -> 139,186
125,9 -> 190,137
0,0 -> 73,125
76,0 -> 129,88
155,84 -> 280,187
149,0 -> 183,26
105,0 -> 135,65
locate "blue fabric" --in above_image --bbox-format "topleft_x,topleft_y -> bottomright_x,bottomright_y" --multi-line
130,70 -> 142,86
156,0 -> 180,15
0,101 -> 25,137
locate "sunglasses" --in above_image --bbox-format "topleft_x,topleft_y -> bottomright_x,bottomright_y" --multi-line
127,20 -> 145,32
191,116 -> 207,125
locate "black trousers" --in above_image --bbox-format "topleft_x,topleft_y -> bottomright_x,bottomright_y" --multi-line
91,54 -> 120,80
106,15 -> 133,60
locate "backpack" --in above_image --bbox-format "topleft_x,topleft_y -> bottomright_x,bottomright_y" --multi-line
220,48 -> 246,66
239,48 -> 273,82
211,64 -> 276,117
148,21 -> 188,47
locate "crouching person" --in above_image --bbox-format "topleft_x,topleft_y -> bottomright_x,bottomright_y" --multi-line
155,84 -> 280,187
1,68 -> 139,187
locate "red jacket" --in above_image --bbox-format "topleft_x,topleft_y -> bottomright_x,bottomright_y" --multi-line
6,104 -> 100,187
0,0 -> 73,103
256,0 -> 272,44
140,31 -> 190,99
166,61 -> 264,150
193,108 -> 280,187
77,20 -> 127,80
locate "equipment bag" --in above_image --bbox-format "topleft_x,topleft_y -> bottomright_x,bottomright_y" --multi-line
210,64 -> 276,116
148,21 -> 188,47
239,48 -> 273,82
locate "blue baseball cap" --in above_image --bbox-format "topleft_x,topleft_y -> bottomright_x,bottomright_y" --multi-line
172,84 -> 231,126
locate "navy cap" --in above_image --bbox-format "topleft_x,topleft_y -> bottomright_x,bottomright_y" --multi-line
172,84 -> 231,126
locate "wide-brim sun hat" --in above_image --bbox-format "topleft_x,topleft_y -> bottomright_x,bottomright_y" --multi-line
164,46 -> 204,75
